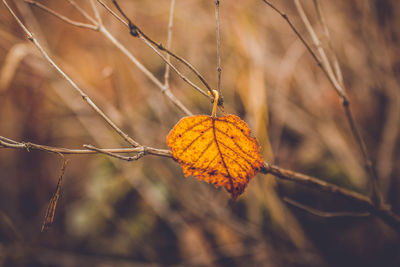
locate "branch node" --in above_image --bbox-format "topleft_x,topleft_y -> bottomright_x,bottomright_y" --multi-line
128,22 -> 139,37
24,142 -> 32,152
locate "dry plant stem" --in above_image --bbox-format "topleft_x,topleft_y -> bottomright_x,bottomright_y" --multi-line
25,0 -> 192,115
99,27 -> 193,115
24,0 -> 98,30
41,157 -> 68,232
262,0 -> 381,206
283,197 -> 371,218
313,0 -> 343,85
260,163 -> 400,231
2,135 -> 400,230
293,0 -> 381,206
164,0 -> 175,89
108,0 -> 215,101
0,136 -> 400,232
214,0 -> 222,94
0,138 -> 171,158
160,0 -> 193,115
89,0 -> 102,24
140,35 -> 210,99
4,0 -> 140,148
66,0 -> 97,25
84,144 -> 144,161
293,0 -> 345,96
4,0 -> 399,230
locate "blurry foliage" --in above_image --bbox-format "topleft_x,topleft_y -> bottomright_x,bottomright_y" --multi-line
1,0 -> 400,266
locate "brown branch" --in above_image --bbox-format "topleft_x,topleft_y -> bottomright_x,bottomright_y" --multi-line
84,144 -> 145,161
261,162 -> 372,206
2,135 -> 399,230
106,0 -> 216,103
24,0 -> 98,30
4,0 -> 140,148
164,0 -> 175,90
0,137 -> 171,158
214,0 -> 222,95
26,0 -> 192,116
283,197 -> 371,218
261,0 -> 382,207
261,163 -> 400,231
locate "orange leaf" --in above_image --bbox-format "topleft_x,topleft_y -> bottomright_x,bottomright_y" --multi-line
167,114 -> 264,199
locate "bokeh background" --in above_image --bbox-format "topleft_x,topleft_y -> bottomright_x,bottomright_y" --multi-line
1,0 -> 400,266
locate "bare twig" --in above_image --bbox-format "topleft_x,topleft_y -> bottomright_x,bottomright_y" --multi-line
0,137 -> 171,158
26,0 -> 191,116
4,0 -> 140,147
283,197 -> 370,218
89,0 -> 102,24
84,144 -> 145,161
66,0 -> 97,25
261,163 -> 372,206
313,0 -> 343,85
107,0 -> 217,103
2,135 -> 399,230
261,0 -> 382,207
164,0 -> 175,90
261,163 -> 400,230
24,0 -> 98,30
214,0 -> 222,94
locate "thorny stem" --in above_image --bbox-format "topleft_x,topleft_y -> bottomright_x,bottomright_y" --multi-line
261,0 -> 382,207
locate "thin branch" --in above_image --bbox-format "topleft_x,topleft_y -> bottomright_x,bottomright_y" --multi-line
84,144 -> 145,161
2,135 -> 400,230
261,163 -> 400,230
283,197 -> 371,218
66,0 -> 97,25
293,0 -> 381,207
164,0 -> 176,90
293,0 -> 345,98
261,163 -> 372,206
28,0 -> 191,116
140,35 -> 210,99
107,0 -> 216,103
89,0 -> 102,24
4,0 -> 140,147
24,0 -> 98,30
0,137 -> 171,158
261,0 -> 382,207
313,0 -> 343,85
214,0 -> 222,94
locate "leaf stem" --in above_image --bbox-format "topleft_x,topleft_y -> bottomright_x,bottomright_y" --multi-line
211,90 -> 219,118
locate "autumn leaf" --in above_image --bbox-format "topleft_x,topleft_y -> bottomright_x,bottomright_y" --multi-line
167,114 -> 264,199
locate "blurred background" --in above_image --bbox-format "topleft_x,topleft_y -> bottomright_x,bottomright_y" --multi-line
1,0 -> 400,266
